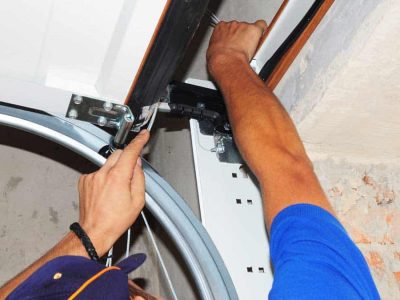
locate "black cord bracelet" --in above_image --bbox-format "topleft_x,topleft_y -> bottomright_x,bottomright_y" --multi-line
69,222 -> 100,261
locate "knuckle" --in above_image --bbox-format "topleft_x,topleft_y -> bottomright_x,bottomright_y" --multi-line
79,175 -> 87,185
108,169 -> 121,181
92,171 -> 104,182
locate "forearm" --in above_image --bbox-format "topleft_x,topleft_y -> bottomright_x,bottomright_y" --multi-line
0,232 -> 89,298
210,54 -> 334,227
212,54 -> 309,166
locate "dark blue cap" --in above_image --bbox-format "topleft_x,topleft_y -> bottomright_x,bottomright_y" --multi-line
7,254 -> 146,300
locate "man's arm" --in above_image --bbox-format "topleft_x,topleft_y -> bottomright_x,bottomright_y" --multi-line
0,130 -> 150,299
207,21 -> 380,299
207,21 -> 334,228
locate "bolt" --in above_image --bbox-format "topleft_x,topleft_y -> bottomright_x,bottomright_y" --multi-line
159,96 -> 168,103
211,143 -> 225,154
97,116 -> 107,127
103,102 -> 113,112
197,102 -> 205,109
73,95 -> 83,105
124,114 -> 134,122
68,109 -> 78,119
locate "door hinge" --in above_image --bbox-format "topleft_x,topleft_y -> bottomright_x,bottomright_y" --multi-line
66,94 -> 135,151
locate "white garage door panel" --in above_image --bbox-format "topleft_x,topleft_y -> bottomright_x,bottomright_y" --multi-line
0,0 -> 168,113
0,0 -> 54,80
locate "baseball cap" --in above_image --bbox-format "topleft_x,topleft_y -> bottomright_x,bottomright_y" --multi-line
7,253 -> 146,300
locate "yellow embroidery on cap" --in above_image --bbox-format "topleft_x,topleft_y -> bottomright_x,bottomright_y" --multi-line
53,272 -> 62,280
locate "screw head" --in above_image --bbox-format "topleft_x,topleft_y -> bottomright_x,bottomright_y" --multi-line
73,95 -> 83,105
211,143 -> 225,154
97,116 -> 107,126
216,144 -> 225,154
103,102 -> 113,112
197,102 -> 205,109
124,114 -> 134,122
68,109 -> 78,119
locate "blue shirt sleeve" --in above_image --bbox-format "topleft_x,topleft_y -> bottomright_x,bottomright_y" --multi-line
269,204 -> 380,300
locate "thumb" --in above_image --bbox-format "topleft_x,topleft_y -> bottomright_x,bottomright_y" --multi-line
254,20 -> 268,34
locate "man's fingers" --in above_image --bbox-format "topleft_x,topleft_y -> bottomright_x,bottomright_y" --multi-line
113,130 -> 150,178
101,149 -> 123,173
254,19 -> 268,34
130,160 -> 145,204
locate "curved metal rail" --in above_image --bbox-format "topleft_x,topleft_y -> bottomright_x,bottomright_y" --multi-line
0,103 -> 238,300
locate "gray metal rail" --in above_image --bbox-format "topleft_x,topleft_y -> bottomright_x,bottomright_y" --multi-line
0,103 -> 238,300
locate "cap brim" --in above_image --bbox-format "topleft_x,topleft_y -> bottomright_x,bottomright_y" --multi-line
116,253 -> 146,274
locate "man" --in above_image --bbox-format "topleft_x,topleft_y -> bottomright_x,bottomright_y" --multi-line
0,20 -> 379,299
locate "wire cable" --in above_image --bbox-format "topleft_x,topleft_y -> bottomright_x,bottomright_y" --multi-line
147,102 -> 160,132
106,247 -> 113,267
125,228 -> 131,258
141,211 -> 178,300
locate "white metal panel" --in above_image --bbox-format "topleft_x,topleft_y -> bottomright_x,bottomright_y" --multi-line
188,79 -> 273,299
0,77 -> 71,115
0,0 -> 167,112
252,0 -> 315,73
95,0 -> 168,101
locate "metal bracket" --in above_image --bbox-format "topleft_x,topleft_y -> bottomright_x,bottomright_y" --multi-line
167,81 -> 243,164
212,131 -> 244,164
66,94 -> 134,149
167,81 -> 229,134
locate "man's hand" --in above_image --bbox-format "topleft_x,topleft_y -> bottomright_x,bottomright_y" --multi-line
207,20 -> 267,78
78,130 -> 150,256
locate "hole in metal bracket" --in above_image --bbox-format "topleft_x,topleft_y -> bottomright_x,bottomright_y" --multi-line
247,199 -> 253,205
236,199 -> 242,204
232,173 -> 237,178
247,267 -> 253,273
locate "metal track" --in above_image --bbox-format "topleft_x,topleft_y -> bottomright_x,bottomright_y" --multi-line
0,103 -> 238,300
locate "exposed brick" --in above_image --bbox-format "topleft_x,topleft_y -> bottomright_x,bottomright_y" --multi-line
394,272 -> 400,284
362,175 -> 376,187
350,227 -> 372,244
378,234 -> 394,245
386,213 -> 394,225
366,251 -> 384,270
329,186 -> 343,197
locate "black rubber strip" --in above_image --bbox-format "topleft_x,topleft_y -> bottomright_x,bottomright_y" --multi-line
126,0 -> 209,123
259,0 -> 325,82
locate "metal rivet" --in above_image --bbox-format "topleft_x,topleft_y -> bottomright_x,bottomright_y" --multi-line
211,144 -> 225,154
197,102 -> 205,109
125,114 -> 134,122
103,102 -> 113,112
73,95 -> 83,105
97,116 -> 107,127
68,109 -> 78,119
53,272 -> 62,280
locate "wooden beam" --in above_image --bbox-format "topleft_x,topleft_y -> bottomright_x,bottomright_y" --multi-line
257,0 -> 289,51
266,0 -> 334,90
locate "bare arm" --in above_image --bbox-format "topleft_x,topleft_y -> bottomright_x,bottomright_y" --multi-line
0,131 -> 150,298
207,21 -> 334,229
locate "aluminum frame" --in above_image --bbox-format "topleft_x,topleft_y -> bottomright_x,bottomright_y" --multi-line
0,103 -> 238,300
